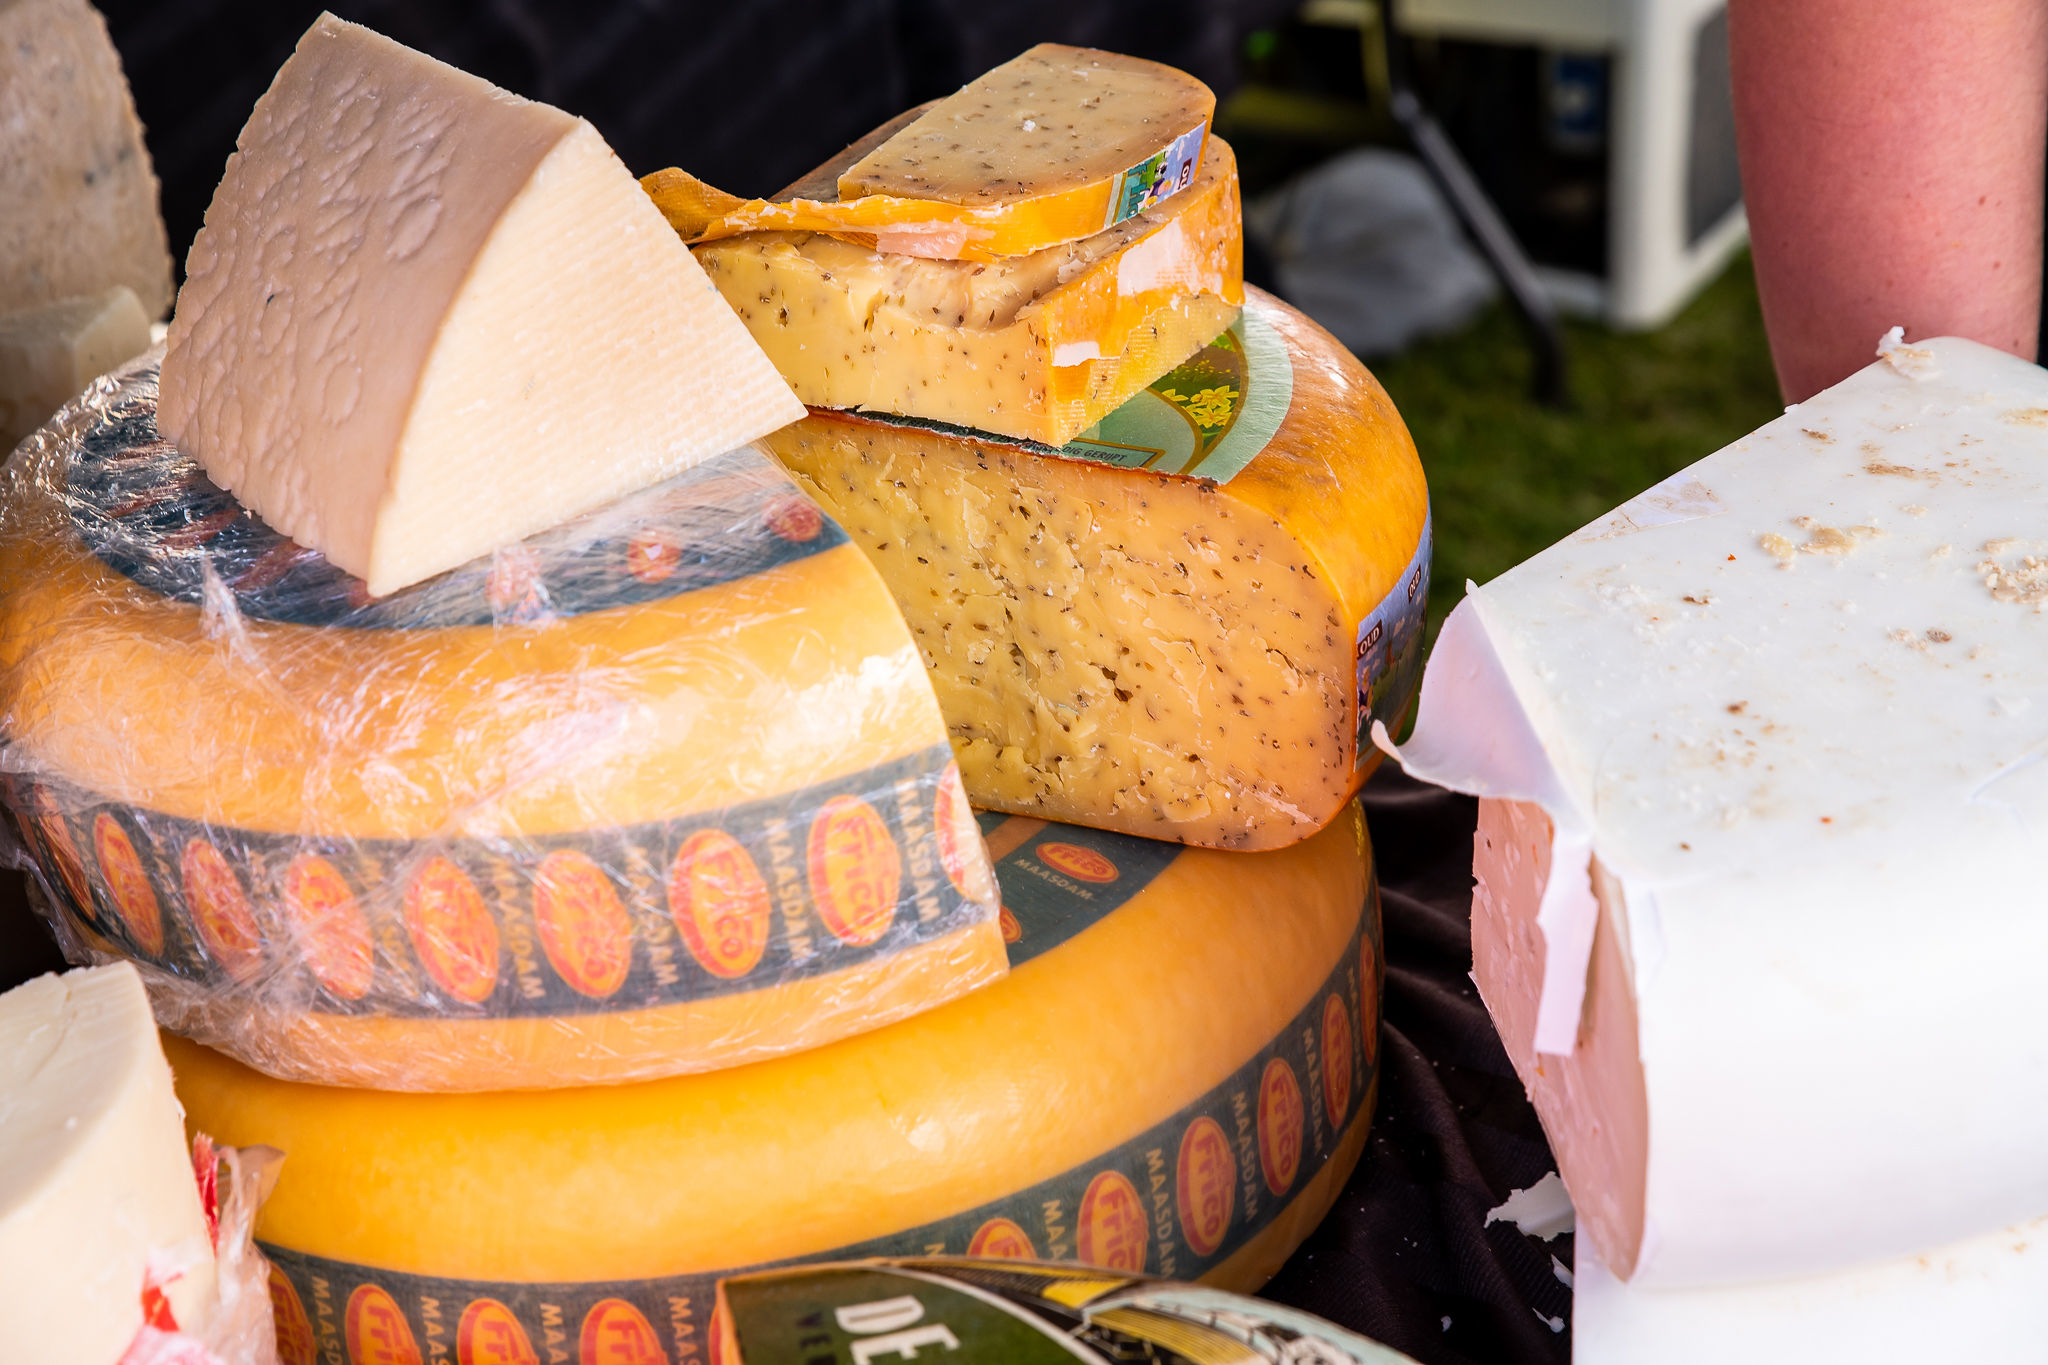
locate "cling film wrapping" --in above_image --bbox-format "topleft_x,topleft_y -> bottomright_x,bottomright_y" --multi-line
168,805 -> 1383,1363
0,352 -> 1004,1090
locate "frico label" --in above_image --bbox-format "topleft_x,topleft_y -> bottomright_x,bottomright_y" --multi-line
261,880 -> 1385,1360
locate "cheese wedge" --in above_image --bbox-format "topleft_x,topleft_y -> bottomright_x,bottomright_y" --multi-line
0,285 -> 150,451
0,0 -> 173,319
646,45 -> 1213,261
159,15 -> 802,597
1,352 -> 1002,1090
0,964 -> 217,1365
169,804 -> 1379,1352
765,290 -> 1430,849
692,137 -> 1244,448
1391,334 -> 2048,1286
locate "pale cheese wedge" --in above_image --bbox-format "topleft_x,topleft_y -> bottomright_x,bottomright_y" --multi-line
0,285 -> 151,451
160,14 -> 802,596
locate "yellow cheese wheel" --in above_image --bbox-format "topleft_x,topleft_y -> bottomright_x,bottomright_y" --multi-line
0,355 -> 1005,1090
170,804 -> 1384,1365
765,289 -> 1430,850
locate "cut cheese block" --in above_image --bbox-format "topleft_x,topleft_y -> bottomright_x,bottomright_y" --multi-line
1389,335 -> 2048,1286
0,351 -> 1002,1090
0,964 -> 217,1365
691,136 -> 1244,448
0,285 -> 151,452
168,803 -> 1381,1360
717,1259 -> 1423,1365
159,14 -> 802,597
1573,1216 -> 2048,1364
646,45 -> 1213,261
766,290 -> 1430,849
0,0 -> 173,319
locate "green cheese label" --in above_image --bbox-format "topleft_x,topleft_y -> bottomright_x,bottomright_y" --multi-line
832,299 -> 1294,487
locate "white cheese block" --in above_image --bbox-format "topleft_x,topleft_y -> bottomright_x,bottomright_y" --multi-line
1388,335 -> 2048,1287
1573,1215 -> 2048,1364
159,14 -> 803,596
0,963 -> 218,1365
0,285 -> 150,451
0,0 -> 173,319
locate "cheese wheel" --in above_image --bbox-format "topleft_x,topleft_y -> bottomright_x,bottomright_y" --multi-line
0,353 -> 1003,1090
764,289 -> 1430,849
168,803 -> 1383,1364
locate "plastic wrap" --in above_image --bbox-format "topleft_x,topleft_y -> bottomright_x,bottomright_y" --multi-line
117,1139 -> 282,1365
764,289 -> 1431,850
0,350 -> 1004,1090
714,1257 -> 1422,1364
168,804 -> 1381,1357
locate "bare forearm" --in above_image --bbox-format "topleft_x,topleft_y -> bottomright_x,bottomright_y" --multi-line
1729,0 -> 2048,401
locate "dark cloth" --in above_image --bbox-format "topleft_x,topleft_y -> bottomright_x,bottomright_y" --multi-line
0,767 -> 1571,1365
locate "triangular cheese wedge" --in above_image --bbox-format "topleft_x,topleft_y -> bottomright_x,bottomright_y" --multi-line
160,14 -> 802,595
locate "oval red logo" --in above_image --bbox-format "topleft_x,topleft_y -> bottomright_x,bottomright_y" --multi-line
1076,1169 -> 1147,1272
180,838 -> 262,981
91,813 -> 163,955
533,849 -> 633,999
1175,1115 -> 1237,1257
34,796 -> 94,917
345,1283 -> 422,1365
1359,932 -> 1380,1068
933,769 -> 985,900
403,857 -> 499,1003
764,495 -> 823,543
1257,1057 -> 1306,1196
997,905 -> 1022,944
1035,841 -> 1118,884
967,1216 -> 1038,1259
285,855 -> 374,1000
668,829 -> 770,980
457,1297 -> 539,1365
269,1267 -> 317,1365
578,1298 -> 670,1365
1323,992 -> 1354,1128
625,527 -> 681,584
806,796 -> 900,947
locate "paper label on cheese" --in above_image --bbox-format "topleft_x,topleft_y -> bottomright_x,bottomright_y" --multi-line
974,813 -> 1181,968
1354,511 -> 1432,766
1102,122 -> 1208,228
837,306 -> 1289,486
67,360 -> 841,626
257,899 -> 1379,1359
13,748 -> 981,1019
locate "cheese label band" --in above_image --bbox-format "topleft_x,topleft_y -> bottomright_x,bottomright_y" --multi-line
12,748 -> 982,1019
257,834 -> 1381,1365
717,1259 -> 1422,1365
821,304 -> 1292,487
1102,121 -> 1208,227
1353,510 -> 1432,768
62,361 -> 846,629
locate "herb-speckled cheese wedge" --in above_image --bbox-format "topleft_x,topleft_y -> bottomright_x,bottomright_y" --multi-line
694,138 -> 1244,449
763,291 -> 1430,850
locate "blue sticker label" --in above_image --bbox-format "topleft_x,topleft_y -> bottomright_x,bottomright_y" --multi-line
1354,511 -> 1431,765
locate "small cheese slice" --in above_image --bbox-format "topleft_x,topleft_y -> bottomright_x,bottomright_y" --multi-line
0,964 -> 217,1365
0,285 -> 150,451
764,290 -> 1430,849
1394,335 -> 2048,1287
0,0 -> 173,319
694,137 -> 1244,447
646,46 -> 1214,262
159,14 -> 802,597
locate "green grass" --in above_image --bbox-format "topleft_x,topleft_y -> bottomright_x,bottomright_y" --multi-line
1367,251 -> 1784,638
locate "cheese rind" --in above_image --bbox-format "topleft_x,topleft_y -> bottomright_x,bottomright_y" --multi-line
0,354 -> 1003,1089
0,0 -> 173,319
765,291 -> 1430,848
0,285 -> 150,451
1395,336 -> 2048,1285
646,46 -> 1213,262
168,806 -> 1378,1313
160,15 -> 802,596
0,964 -> 217,1365
693,138 -> 1245,447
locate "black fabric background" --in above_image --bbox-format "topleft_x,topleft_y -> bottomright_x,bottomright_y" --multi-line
0,768 -> 1571,1365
